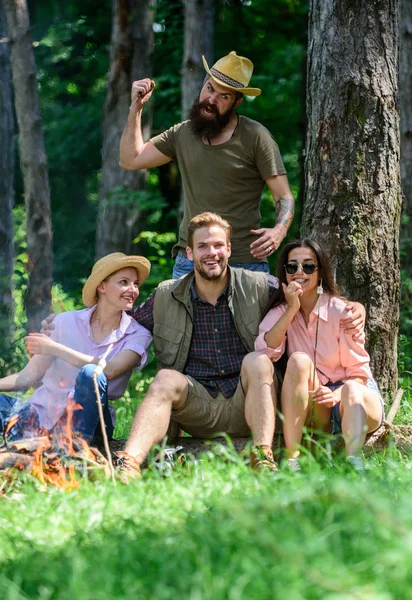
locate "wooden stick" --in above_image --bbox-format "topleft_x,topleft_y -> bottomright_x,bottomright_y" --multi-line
310,287 -> 323,434
0,452 -> 33,470
5,436 -> 51,453
92,365 -> 115,484
385,388 -> 405,425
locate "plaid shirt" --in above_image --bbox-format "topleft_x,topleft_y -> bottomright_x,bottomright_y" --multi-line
131,276 -> 277,398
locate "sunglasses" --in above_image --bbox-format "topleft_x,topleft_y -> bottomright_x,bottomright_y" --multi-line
284,262 -> 318,275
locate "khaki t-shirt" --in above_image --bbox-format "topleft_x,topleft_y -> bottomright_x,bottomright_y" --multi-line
151,116 -> 286,264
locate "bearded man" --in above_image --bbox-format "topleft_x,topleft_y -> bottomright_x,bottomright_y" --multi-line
119,51 -> 295,278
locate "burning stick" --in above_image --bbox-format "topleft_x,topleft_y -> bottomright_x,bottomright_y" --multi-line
0,452 -> 33,470
7,436 -> 51,453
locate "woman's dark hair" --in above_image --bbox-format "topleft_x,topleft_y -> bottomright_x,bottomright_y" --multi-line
266,239 -> 341,312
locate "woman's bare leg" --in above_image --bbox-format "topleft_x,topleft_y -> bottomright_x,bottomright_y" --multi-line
281,352 -> 331,457
339,380 -> 382,456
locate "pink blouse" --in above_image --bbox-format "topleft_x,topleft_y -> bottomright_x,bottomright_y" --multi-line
255,294 -> 372,384
30,307 -> 152,430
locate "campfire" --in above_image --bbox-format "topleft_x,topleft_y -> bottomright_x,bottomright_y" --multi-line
0,432 -> 112,489
0,397 -> 113,489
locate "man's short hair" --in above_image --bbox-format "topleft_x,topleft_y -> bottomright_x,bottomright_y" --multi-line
187,212 -> 232,248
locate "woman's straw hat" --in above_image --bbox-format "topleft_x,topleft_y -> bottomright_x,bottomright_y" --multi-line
82,252 -> 151,307
202,51 -> 261,97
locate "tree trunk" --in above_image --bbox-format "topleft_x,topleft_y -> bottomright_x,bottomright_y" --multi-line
177,0 -> 214,220
0,0 -> 15,368
181,0 -> 214,120
95,0 -> 155,259
4,0 -> 52,333
400,0 -> 412,267
301,0 -> 401,396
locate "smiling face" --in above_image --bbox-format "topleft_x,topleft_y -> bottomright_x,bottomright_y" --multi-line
97,267 -> 139,310
285,247 -> 319,294
186,225 -> 231,281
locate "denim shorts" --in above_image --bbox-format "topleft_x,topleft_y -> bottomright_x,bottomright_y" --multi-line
328,379 -> 384,434
172,250 -> 270,279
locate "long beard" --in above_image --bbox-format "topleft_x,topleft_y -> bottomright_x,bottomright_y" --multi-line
188,99 -> 235,140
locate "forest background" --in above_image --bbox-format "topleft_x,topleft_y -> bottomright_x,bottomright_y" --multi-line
1,0 -> 411,389
1,2 -> 412,597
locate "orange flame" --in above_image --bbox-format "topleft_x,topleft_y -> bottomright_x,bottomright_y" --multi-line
2,381 -> 108,488
4,414 -> 19,438
4,401 -> 96,489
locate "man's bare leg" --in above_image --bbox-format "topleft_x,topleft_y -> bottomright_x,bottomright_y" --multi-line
241,352 -> 276,448
124,369 -> 188,464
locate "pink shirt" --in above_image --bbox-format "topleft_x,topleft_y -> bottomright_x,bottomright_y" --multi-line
30,307 -> 152,429
255,294 -> 372,384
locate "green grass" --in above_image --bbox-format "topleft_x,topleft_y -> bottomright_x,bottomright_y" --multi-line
1,373 -> 412,599
2,447 -> 412,599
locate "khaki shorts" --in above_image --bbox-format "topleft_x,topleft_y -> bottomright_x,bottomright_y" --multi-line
171,376 -> 250,439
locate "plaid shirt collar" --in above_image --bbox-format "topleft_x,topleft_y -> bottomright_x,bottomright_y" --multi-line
190,277 -> 230,305
172,267 -> 233,305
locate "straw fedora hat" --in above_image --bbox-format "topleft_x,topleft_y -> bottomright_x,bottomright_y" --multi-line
202,51 -> 261,97
82,252 -> 151,308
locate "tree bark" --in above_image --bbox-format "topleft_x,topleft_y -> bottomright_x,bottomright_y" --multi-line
181,0 -> 214,120
0,0 -> 15,367
4,0 -> 52,333
400,0 -> 412,267
95,0 -> 155,259
302,0 -> 401,395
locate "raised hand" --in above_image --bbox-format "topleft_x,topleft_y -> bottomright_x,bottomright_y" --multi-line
130,79 -> 155,109
282,281 -> 302,314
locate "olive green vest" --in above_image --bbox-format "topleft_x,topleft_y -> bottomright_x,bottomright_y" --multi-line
153,267 -> 270,373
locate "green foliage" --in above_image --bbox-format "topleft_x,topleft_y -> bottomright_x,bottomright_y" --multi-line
134,231 -> 177,295
104,186 -> 166,213
20,0 -> 309,303
23,1 -> 111,293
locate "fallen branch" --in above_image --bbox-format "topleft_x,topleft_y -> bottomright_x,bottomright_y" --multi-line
0,452 -> 34,470
386,388 -> 405,425
6,436 -> 52,453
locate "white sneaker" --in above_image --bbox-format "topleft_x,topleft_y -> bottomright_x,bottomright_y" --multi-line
287,457 -> 301,472
346,455 -> 365,472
